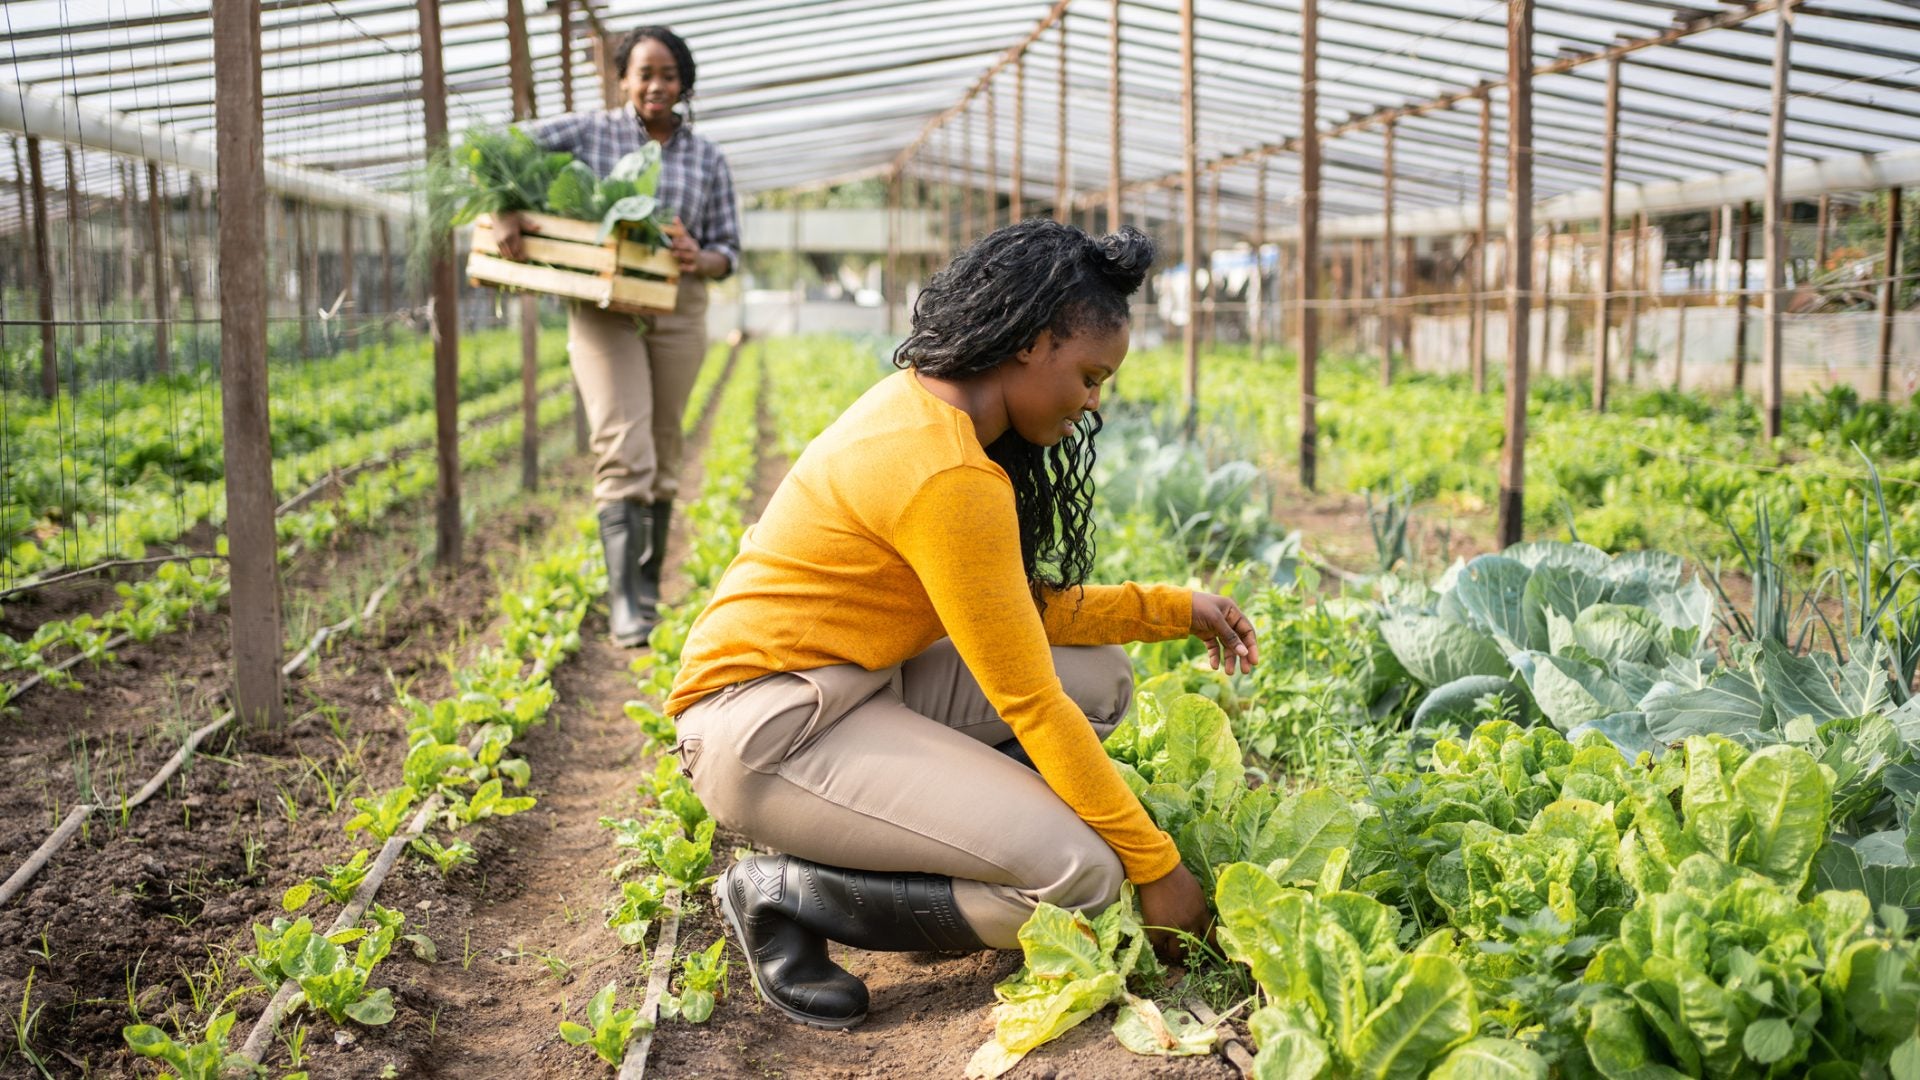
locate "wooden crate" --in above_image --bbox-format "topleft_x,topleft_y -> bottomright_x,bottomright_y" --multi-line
467,211 -> 680,315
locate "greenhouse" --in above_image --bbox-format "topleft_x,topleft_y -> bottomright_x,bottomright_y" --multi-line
2,0 -> 1919,1075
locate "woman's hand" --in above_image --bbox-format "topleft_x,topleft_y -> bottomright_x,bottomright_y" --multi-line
663,218 -> 705,276
1191,592 -> 1258,675
494,210 -> 536,262
1137,862 -> 1212,965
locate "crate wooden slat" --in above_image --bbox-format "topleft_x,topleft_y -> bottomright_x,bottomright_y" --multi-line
466,210 -> 679,315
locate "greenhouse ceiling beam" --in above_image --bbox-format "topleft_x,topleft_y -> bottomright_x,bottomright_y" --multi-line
4,0 -> 506,67
1121,0 -> 1795,193
889,0 -> 1074,174
0,81 -> 408,216
1272,143 -> 1920,243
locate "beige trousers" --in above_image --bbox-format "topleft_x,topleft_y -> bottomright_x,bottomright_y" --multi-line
566,274 -> 710,504
672,639 -> 1133,949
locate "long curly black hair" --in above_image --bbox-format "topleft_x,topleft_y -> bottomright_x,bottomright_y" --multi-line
615,26 -> 699,125
893,219 -> 1155,599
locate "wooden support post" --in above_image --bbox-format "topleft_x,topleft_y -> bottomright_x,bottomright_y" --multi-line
147,161 -> 171,376
214,0 -> 286,727
1881,188 -> 1902,401
292,201 -> 312,355
1815,193 -> 1830,275
593,31 -> 621,109
1706,205 -> 1722,303
1012,58 -> 1025,222
26,137 -> 56,399
962,103 -> 975,247
339,209 -> 356,320
1498,0 -> 1534,550
557,0 -> 575,113
1056,19 -> 1069,224
1537,224 -> 1554,374
1761,7 -> 1790,439
939,124 -> 953,259
1108,0 -> 1122,236
1626,211 -> 1645,382
1381,118 -> 1396,385
1180,0 -> 1199,439
1298,0 -> 1321,490
1402,236 -> 1415,369
122,162 -> 140,304
1205,170 -> 1220,347
378,215 -> 393,316
1472,91 -> 1490,393
420,0 -> 463,565
1250,158 -> 1267,363
1674,300 -> 1688,391
1594,56 -> 1619,411
986,80 -> 998,233
508,0 -> 541,490
1734,200 -> 1753,392
63,146 -> 84,350
885,170 -> 900,336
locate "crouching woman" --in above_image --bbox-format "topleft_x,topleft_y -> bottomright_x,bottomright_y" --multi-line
662,220 -> 1257,1029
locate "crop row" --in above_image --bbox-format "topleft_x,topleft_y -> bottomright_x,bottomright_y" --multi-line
1113,345 -> 1920,574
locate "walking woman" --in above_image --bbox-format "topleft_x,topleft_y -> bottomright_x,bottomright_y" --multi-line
497,25 -> 741,646
664,220 -> 1258,1029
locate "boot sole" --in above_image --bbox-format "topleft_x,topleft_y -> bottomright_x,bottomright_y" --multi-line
713,871 -> 869,1031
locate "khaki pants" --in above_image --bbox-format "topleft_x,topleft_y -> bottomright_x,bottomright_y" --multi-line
567,274 -> 709,505
672,639 -> 1133,949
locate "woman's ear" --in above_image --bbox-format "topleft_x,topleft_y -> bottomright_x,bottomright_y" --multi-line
1014,329 -> 1055,366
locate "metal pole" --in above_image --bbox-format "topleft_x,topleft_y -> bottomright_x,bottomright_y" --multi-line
1734,200 -> 1753,392
1381,117 -> 1395,385
1251,158 -> 1267,363
508,0 -> 541,491
1881,188 -> 1903,401
1472,91 -> 1490,393
214,0 -> 286,727
419,0 -> 463,565
1108,0 -> 1122,235
1180,0 -> 1199,439
26,137 -> 56,399
1298,0 -> 1321,489
1762,6 -> 1791,437
1593,57 -> 1620,410
1056,19 -> 1069,224
1497,0 -> 1534,550
147,161 -> 171,376
1011,55 -> 1024,222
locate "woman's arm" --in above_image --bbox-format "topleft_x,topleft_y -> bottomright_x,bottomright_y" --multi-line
894,466 -> 1182,884
698,150 -> 742,280
1036,583 -> 1191,647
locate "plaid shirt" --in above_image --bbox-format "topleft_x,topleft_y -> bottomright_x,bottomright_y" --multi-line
526,105 -> 742,277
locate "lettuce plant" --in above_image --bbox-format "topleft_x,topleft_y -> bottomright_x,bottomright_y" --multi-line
662,939 -> 728,1024
122,1011 -> 251,1080
559,981 -> 648,1067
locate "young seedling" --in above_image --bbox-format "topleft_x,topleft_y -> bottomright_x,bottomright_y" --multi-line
123,1010 -> 253,1080
661,939 -> 728,1024
606,876 -> 671,947
345,785 -> 418,841
409,835 -> 477,876
558,981 -> 649,1067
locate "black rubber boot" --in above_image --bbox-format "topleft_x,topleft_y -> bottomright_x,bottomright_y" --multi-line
596,501 -> 653,647
716,854 -> 986,1030
634,498 -> 673,635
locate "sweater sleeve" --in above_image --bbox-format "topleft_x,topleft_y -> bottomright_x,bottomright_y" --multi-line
893,466 -> 1182,883
1038,583 -> 1193,647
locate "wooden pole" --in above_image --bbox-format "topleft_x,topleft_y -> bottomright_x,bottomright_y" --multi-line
213,0 -> 286,727
1593,56 -> 1620,411
1706,205 -> 1723,303
1674,300 -> 1688,391
1180,0 -> 1200,439
1497,0 -> 1534,550
1734,200 -> 1753,392
26,138 -> 56,399
1472,91 -> 1490,393
1298,0 -> 1321,489
1011,56 -> 1024,222
962,102 -> 975,246
420,0 -> 463,565
1761,7 -> 1791,439
1206,170 -> 1220,347
1815,193 -> 1830,274
986,79 -> 998,233
378,214 -> 393,317
146,161 -> 171,376
508,0 -> 541,490
557,0 -> 575,113
1056,19 -> 1069,224
1402,235 -> 1416,370
593,31 -> 621,109
339,209 -> 356,321
939,123 -> 953,259
886,170 -> 900,336
1251,158 -> 1267,363
1626,211 -> 1645,382
1108,0 -> 1122,236
1881,188 -> 1903,401
292,200 -> 312,355
1381,118 -> 1395,385
1537,224 -> 1554,374
63,146 -> 84,351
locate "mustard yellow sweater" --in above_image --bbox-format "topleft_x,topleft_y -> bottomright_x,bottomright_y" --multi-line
666,368 -> 1190,882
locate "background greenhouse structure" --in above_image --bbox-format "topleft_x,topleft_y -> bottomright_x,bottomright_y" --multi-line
3,0 -> 1920,1076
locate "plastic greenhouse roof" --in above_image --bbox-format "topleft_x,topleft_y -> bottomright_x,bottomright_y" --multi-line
2,0 -> 1918,238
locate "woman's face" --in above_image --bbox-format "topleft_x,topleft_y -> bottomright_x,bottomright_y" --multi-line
622,38 -> 682,127
1002,322 -> 1128,447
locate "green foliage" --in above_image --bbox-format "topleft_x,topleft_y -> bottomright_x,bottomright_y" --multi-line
345,786 -> 417,842
661,939 -> 728,1024
408,835 -> 476,876
558,981 -> 648,1067
121,1011 -> 252,1080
